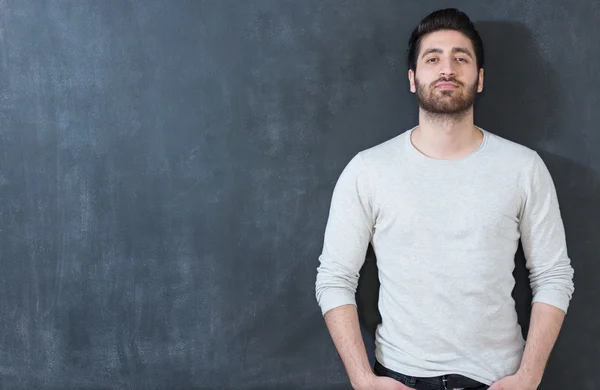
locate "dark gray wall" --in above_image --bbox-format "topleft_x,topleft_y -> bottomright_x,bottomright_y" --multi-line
0,1 -> 597,389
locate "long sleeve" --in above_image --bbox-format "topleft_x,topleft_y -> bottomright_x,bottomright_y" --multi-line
518,153 -> 575,314
315,153 -> 376,316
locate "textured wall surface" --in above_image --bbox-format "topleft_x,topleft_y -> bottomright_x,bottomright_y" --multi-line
0,1 -> 597,389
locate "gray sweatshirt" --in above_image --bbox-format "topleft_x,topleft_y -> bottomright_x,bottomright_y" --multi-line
315,126 -> 574,385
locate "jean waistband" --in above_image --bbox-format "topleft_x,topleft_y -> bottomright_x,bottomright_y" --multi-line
374,361 -> 489,389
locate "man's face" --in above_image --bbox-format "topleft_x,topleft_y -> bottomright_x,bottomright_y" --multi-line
408,30 -> 484,116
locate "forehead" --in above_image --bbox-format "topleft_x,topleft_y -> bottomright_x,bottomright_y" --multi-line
419,30 -> 474,54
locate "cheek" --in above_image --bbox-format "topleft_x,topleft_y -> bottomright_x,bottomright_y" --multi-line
414,73 -> 434,88
468,69 -> 480,84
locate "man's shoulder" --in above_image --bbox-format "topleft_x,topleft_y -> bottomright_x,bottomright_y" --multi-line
484,129 -> 538,164
357,128 -> 411,162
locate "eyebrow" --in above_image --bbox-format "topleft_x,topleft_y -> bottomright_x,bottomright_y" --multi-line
420,47 -> 474,60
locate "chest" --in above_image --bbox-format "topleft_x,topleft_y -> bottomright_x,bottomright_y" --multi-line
371,166 -> 524,244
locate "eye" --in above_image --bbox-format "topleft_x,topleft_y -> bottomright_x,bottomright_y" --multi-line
456,57 -> 467,62
426,57 -> 437,63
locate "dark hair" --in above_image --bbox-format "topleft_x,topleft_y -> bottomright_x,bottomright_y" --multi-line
407,8 -> 484,72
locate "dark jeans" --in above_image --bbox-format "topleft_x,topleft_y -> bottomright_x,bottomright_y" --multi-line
374,361 -> 490,390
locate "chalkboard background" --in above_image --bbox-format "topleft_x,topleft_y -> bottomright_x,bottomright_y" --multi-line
0,1 -> 598,389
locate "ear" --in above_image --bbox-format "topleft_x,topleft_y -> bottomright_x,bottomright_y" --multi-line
408,69 -> 416,93
477,68 -> 484,93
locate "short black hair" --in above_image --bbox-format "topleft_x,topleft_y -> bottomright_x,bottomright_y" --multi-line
407,8 -> 484,72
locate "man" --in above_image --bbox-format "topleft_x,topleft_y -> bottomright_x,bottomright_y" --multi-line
315,8 -> 574,390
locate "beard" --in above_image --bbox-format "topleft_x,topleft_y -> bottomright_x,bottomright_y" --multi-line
415,76 -> 479,117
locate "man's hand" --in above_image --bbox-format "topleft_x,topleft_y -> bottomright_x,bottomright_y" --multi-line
354,374 -> 414,390
488,372 -> 539,390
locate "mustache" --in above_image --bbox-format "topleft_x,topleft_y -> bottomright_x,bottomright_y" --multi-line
434,77 -> 463,86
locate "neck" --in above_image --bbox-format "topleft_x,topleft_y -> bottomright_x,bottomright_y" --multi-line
412,107 -> 483,160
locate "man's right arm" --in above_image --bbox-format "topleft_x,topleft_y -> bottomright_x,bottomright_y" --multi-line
315,153 -> 375,386
324,304 -> 375,389
315,155 -> 410,390
324,304 -> 410,390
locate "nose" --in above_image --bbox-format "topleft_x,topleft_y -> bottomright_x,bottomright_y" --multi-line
439,57 -> 457,78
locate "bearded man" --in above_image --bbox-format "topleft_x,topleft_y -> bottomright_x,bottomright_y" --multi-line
315,8 -> 574,390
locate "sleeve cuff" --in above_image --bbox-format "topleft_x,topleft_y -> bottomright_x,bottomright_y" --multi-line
532,289 -> 572,314
317,287 -> 357,316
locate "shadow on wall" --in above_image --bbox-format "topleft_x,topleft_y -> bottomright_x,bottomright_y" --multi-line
355,21 -> 600,387
476,25 -> 600,390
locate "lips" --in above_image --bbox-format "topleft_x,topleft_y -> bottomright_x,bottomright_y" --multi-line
435,82 -> 459,89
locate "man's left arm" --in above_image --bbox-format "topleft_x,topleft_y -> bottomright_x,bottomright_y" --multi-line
491,152 -> 575,390
514,302 -> 565,387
